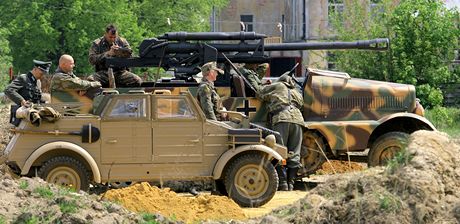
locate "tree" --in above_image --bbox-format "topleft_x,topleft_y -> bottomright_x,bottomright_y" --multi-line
329,0 -> 459,107
0,0 -> 145,75
0,28 -> 13,92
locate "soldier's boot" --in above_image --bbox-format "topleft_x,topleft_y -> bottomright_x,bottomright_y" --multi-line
276,165 -> 288,191
287,167 -> 299,191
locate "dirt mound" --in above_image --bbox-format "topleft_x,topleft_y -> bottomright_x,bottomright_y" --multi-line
251,131 -> 460,223
103,182 -> 246,223
316,160 -> 365,175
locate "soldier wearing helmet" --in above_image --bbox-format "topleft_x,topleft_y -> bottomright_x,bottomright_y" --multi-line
257,72 -> 304,191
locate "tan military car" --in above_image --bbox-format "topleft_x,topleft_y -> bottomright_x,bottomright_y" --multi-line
2,91 -> 287,207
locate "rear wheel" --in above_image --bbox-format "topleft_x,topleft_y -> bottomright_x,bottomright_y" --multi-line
368,132 -> 410,167
38,156 -> 90,191
224,154 -> 277,207
299,131 -> 327,176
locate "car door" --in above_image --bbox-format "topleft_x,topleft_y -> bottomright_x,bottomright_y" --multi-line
100,95 -> 152,164
152,95 -> 203,163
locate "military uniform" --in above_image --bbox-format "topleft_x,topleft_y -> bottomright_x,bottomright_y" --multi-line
196,61 -> 224,121
239,63 -> 269,92
89,36 -> 141,87
197,80 -> 222,120
258,72 -> 304,190
5,60 -> 51,125
51,68 -> 101,91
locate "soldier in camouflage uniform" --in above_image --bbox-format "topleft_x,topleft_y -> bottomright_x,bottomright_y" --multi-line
88,24 -> 142,87
5,60 -> 51,125
257,72 -> 304,191
51,54 -> 102,99
196,62 -> 226,121
239,63 -> 269,92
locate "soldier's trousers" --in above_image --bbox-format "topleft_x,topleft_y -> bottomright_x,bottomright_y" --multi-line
273,122 -> 302,169
91,70 -> 142,88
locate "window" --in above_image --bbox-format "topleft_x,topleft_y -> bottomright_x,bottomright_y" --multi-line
240,15 -> 253,32
328,0 -> 344,27
109,98 -> 147,118
156,97 -> 196,119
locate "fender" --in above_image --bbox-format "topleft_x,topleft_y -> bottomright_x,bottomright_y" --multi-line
21,141 -> 101,183
377,112 -> 437,131
212,144 -> 284,180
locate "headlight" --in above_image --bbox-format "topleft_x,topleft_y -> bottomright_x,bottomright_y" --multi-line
413,98 -> 425,117
264,134 -> 276,148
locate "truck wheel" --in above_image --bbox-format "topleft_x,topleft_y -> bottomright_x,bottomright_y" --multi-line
300,132 -> 326,175
368,132 -> 410,167
224,154 -> 277,207
38,156 -> 91,191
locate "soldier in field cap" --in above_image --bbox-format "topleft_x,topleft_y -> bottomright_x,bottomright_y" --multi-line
5,59 -> 52,125
196,61 -> 226,121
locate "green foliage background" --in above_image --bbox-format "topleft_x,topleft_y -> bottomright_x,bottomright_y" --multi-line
329,0 -> 460,108
0,0 -> 228,87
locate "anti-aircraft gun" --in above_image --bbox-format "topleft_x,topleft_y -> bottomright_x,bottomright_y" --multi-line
102,32 -> 434,176
106,31 -> 389,82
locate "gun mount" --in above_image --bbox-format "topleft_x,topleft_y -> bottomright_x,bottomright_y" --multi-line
106,31 -> 389,78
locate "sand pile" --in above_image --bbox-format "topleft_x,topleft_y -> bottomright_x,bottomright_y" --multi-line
103,182 -> 247,223
251,130 -> 460,224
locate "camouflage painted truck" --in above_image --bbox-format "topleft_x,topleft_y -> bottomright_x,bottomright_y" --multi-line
98,31 -> 436,176
2,90 -> 288,207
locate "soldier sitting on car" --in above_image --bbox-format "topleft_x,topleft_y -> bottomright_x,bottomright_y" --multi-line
5,59 -> 51,126
51,54 -> 102,100
196,61 -> 228,121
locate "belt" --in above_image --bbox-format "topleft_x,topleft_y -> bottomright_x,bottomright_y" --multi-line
270,105 -> 291,115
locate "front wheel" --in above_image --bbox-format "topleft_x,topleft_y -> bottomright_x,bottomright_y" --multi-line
38,156 -> 91,191
368,132 -> 410,167
299,131 -> 327,176
224,154 -> 277,207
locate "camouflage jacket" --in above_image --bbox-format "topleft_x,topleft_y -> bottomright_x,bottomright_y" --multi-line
51,68 -> 100,91
196,80 -> 221,120
239,67 -> 263,92
89,36 -> 130,72
5,72 -> 42,105
258,79 -> 304,126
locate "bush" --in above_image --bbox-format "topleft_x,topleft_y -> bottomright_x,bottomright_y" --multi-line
425,107 -> 460,137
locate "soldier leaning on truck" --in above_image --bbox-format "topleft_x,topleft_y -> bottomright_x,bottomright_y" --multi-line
257,73 -> 304,191
239,63 -> 270,92
51,54 -> 102,99
88,24 -> 142,87
5,60 -> 51,126
196,61 -> 227,121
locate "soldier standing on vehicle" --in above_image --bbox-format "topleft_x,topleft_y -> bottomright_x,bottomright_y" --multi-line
257,72 -> 304,191
88,24 -> 142,87
51,54 -> 102,99
239,63 -> 270,92
196,61 -> 227,121
5,60 -> 51,125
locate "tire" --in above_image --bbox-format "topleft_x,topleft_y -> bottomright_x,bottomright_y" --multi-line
368,132 -> 410,167
224,154 -> 277,207
38,156 -> 91,191
299,131 -> 327,176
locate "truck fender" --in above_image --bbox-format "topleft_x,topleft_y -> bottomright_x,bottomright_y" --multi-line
212,144 -> 283,180
378,112 -> 437,131
21,141 -> 101,183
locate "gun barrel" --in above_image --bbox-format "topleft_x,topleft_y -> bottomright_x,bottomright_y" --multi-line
158,31 -> 267,41
264,38 -> 389,51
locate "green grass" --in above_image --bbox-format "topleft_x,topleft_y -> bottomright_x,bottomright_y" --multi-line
425,107 -> 460,138
0,215 -> 5,224
33,186 -> 54,199
19,180 -> 29,190
141,213 -> 160,224
58,199 -> 78,214
386,149 -> 413,174
378,192 -> 401,212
